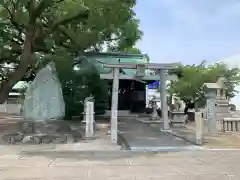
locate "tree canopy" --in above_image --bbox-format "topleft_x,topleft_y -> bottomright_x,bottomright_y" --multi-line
121,46 -> 150,63
56,58 -> 108,119
0,0 -> 142,103
169,61 -> 240,107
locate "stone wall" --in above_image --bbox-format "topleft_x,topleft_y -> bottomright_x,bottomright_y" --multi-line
2,120 -> 83,144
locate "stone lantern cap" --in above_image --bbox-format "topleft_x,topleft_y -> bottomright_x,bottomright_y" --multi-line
202,83 -> 221,89
202,77 -> 227,90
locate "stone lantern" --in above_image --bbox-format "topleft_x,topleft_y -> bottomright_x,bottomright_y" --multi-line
203,77 -> 230,133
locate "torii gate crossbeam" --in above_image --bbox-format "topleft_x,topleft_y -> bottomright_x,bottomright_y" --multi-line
101,62 -> 179,143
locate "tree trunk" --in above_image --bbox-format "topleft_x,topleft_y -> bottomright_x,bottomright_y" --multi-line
0,33 -> 33,104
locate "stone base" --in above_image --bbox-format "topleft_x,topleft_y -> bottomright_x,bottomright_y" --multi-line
160,129 -> 172,133
83,136 -> 97,140
136,117 -> 162,124
170,122 -> 185,127
196,138 -> 203,145
2,120 -> 83,145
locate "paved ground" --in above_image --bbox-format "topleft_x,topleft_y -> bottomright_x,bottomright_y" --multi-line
118,118 -> 199,151
1,114 -> 240,179
0,145 -> 240,179
0,119 -> 239,179
170,121 -> 240,148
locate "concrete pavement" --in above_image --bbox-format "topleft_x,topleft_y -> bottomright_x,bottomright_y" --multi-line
0,145 -> 240,179
118,118 -> 200,151
0,116 -> 240,179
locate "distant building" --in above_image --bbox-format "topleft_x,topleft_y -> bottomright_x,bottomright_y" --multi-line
218,54 -> 240,110
0,81 -> 28,114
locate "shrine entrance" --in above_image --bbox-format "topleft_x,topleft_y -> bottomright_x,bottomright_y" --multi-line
100,62 -> 179,143
107,80 -> 146,112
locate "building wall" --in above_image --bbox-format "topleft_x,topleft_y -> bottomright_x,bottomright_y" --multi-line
0,95 -> 22,115
0,103 -> 21,114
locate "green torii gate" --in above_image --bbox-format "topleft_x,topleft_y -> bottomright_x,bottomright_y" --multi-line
99,62 -> 179,143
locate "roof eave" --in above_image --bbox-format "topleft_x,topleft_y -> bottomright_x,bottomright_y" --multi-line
79,52 -> 147,59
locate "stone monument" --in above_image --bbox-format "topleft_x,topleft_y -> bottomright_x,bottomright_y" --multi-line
22,62 -> 65,120
203,82 -> 218,133
2,62 -> 83,144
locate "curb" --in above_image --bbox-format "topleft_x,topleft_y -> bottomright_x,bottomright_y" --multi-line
166,131 -> 200,146
130,145 -> 204,152
203,148 -> 240,151
117,132 -> 130,150
146,123 -> 202,146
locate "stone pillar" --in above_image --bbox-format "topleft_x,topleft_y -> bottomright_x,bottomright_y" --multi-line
206,91 -> 217,133
195,112 -> 204,145
216,89 -> 221,98
145,85 -> 149,107
111,67 -> 119,143
85,100 -> 95,138
160,69 -> 169,130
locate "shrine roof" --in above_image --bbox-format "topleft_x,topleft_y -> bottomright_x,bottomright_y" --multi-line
77,52 -> 153,75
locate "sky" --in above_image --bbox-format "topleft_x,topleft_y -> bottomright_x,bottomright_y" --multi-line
135,0 -> 240,64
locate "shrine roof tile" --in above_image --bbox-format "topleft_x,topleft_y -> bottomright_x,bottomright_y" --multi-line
77,52 -> 153,75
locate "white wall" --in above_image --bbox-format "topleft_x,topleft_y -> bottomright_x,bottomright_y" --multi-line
0,103 -> 21,114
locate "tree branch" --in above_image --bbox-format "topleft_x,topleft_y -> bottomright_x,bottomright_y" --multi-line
4,3 -> 25,39
30,0 -> 64,24
51,9 -> 89,31
30,0 -> 53,24
58,27 -> 77,44
0,46 -> 53,62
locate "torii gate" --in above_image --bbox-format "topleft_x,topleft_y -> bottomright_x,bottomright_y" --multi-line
100,62 -> 179,143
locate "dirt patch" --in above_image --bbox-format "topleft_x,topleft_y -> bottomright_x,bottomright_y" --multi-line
171,121 -> 240,148
204,132 -> 240,148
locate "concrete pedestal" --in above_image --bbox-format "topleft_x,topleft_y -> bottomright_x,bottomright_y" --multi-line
85,101 -> 95,138
195,112 -> 204,145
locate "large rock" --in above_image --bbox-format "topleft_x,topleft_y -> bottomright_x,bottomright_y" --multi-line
22,62 -> 65,121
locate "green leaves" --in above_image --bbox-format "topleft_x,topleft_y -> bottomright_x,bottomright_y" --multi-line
0,0 -> 140,60
55,57 -> 108,119
15,10 -> 29,26
169,61 -> 240,107
0,0 -> 141,103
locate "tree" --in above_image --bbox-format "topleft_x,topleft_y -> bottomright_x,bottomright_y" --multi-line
122,47 -> 142,54
169,61 -> 240,108
56,57 -> 108,119
0,0 -> 141,103
121,47 -> 150,63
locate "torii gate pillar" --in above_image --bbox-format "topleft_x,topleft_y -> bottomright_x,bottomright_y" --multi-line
160,69 -> 169,130
110,67 -> 119,143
